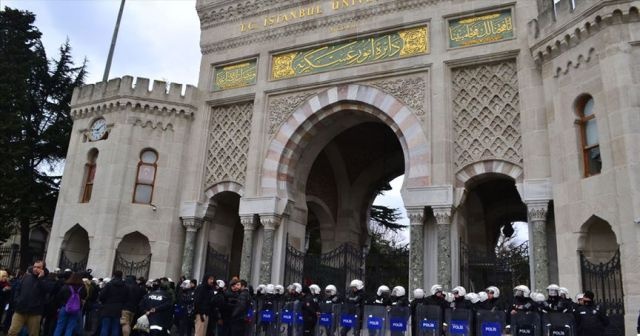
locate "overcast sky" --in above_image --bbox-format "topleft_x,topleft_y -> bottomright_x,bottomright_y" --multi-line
3,0 -> 412,241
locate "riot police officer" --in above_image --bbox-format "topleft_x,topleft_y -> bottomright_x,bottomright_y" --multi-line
509,285 -> 536,314
410,289 -> 427,336
301,286 -> 320,336
372,285 -> 391,306
425,284 -> 447,309
341,279 -> 366,336
484,285 -> 502,311
574,291 -> 609,336
390,286 -> 409,307
543,284 -> 570,313
451,286 -> 473,309
323,284 -> 342,304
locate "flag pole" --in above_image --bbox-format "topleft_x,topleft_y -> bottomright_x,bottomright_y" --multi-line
103,0 -> 126,82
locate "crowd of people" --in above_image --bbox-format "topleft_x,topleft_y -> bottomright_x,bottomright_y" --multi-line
0,259 -> 627,336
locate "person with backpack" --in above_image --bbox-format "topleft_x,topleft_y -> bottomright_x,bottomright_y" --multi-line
53,272 -> 87,336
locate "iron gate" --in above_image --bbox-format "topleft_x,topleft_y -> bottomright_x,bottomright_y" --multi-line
460,240 -> 529,306
580,250 -> 624,335
284,242 -> 363,290
113,252 -> 151,278
364,244 -> 409,295
205,244 -> 229,280
58,250 -> 88,271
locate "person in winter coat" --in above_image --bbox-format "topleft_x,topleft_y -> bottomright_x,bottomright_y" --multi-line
99,270 -> 128,336
193,274 -> 215,336
53,272 -> 88,336
0,270 -> 12,327
122,275 -> 146,336
223,279 -> 251,336
7,260 -> 53,336
574,291 -> 609,336
139,280 -> 173,336
410,289 -> 427,336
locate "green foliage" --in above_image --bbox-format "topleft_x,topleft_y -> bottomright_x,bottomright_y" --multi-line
369,204 -> 405,232
0,7 -> 86,269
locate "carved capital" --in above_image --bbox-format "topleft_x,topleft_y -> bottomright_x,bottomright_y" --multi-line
240,215 -> 257,231
406,208 -> 424,226
260,214 -> 282,231
527,201 -> 548,222
433,206 -> 453,225
181,217 -> 203,232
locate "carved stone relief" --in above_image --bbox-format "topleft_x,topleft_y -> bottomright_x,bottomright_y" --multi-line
267,89 -> 318,136
368,75 -> 426,118
452,60 -> 522,170
205,102 -> 253,187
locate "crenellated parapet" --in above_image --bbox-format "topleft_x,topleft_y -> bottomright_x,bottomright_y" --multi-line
528,0 -> 639,65
70,76 -> 198,120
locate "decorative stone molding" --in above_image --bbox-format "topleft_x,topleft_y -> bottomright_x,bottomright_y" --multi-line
527,202 -> 549,222
240,215 -> 257,231
200,0 -> 440,54
260,214 -> 282,231
433,206 -> 452,224
128,118 -> 174,131
205,102 -> 253,187
406,208 -> 425,226
267,90 -> 318,135
181,217 -> 204,232
530,3 -> 640,64
452,60 -> 522,170
369,76 -> 426,117
70,76 -> 196,120
553,47 -> 596,78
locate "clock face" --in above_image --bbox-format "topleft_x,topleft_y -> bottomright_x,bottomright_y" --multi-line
89,118 -> 107,141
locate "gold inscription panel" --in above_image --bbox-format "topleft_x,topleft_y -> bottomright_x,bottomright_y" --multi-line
213,59 -> 257,91
448,9 -> 514,48
271,26 -> 429,80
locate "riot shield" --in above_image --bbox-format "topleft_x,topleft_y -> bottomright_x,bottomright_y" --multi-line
414,304 -> 443,336
475,310 -> 506,336
258,308 -> 277,336
445,309 -> 473,336
542,313 -> 575,336
361,305 -> 387,336
278,301 -> 303,336
387,306 -> 410,336
337,303 -> 362,336
315,303 -> 339,336
245,300 -> 256,336
510,311 -> 542,336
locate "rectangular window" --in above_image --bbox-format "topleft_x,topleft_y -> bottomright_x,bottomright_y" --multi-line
81,164 -> 96,203
133,163 -> 156,204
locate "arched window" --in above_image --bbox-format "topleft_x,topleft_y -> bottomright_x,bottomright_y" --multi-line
133,149 -> 158,204
80,149 -> 98,203
576,95 -> 601,177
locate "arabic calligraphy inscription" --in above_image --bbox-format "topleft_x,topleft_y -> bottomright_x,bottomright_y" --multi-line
271,26 -> 428,80
448,9 -> 514,48
213,60 -> 257,91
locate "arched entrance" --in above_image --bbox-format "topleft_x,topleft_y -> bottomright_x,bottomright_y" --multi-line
578,216 -> 624,333
457,174 -> 530,301
281,113 -> 408,290
204,191 -> 244,281
114,231 -> 151,278
59,224 -> 90,271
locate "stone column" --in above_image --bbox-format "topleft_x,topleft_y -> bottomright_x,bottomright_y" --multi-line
407,208 -> 425,295
239,215 -> 257,281
259,214 -> 281,284
527,201 -> 549,291
180,217 -> 203,278
433,206 -> 452,289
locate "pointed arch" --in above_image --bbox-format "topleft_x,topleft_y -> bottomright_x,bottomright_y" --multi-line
261,84 -> 430,199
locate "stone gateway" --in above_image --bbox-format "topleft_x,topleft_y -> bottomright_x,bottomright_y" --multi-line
47,0 -> 640,333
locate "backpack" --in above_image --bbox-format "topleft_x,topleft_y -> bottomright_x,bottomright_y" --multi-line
65,286 -> 82,314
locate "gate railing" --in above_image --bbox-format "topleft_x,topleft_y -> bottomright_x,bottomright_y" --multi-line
580,250 -> 624,315
205,244 -> 229,281
284,241 -> 363,290
112,252 -> 151,278
58,250 -> 88,272
460,240 -> 529,307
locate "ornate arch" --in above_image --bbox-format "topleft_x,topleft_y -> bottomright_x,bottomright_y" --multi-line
261,84 -> 430,198
455,160 -> 523,188
205,181 -> 244,199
